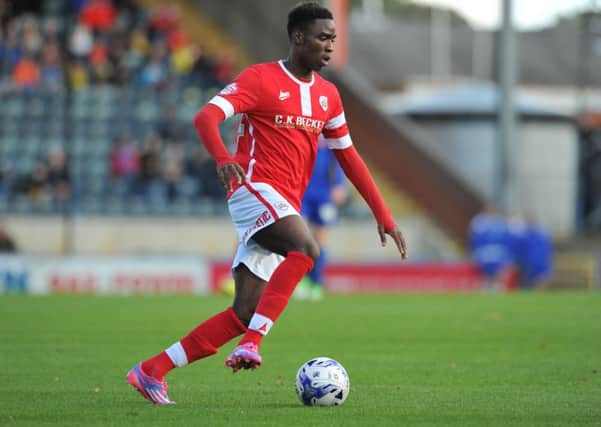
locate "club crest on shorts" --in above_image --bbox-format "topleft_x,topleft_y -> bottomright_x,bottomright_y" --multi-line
275,201 -> 289,211
319,96 -> 328,111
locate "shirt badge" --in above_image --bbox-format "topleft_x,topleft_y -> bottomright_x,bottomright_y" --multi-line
279,90 -> 290,101
319,95 -> 328,111
220,83 -> 238,95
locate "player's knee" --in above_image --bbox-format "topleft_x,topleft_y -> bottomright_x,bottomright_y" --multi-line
292,239 -> 320,262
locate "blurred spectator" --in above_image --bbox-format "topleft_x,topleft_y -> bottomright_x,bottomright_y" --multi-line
89,39 -> 112,82
20,15 -> 42,56
12,54 -> 40,88
79,0 -> 116,33
170,42 -> 195,76
69,22 -> 94,59
110,134 -> 140,177
185,146 -> 223,200
162,142 -> 184,202
41,17 -> 61,44
157,104 -> 185,143
25,160 -> 50,205
107,30 -> 129,84
1,19 -> 24,74
126,27 -> 149,69
191,45 -> 219,86
139,40 -> 169,88
148,4 -> 181,37
67,59 -> 89,90
46,147 -> 71,206
468,204 -> 514,291
137,133 -> 164,203
0,224 -> 17,253
110,133 -> 139,197
214,50 -> 236,84
40,40 -> 63,90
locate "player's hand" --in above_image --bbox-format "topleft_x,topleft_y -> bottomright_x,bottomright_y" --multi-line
217,162 -> 246,191
378,224 -> 408,259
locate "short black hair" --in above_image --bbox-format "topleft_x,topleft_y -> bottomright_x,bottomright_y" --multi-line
287,1 -> 333,39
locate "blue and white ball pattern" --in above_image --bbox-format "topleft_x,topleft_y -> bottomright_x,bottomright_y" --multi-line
295,357 -> 350,406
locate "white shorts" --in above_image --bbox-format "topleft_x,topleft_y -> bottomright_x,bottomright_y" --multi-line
228,182 -> 298,281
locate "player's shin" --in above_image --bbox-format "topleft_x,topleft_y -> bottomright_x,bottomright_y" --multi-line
239,251 -> 314,346
142,307 -> 246,379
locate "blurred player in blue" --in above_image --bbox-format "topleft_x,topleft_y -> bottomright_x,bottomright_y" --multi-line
468,204 -> 514,291
297,137 -> 347,300
509,213 -> 553,289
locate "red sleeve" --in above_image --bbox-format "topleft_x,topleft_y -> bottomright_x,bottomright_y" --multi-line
193,103 -> 234,167
192,65 -> 263,167
333,145 -> 396,231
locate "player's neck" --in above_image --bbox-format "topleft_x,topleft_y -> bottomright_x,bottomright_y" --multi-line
282,59 -> 313,82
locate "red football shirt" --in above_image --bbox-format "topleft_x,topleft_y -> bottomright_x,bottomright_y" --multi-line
208,60 -> 351,210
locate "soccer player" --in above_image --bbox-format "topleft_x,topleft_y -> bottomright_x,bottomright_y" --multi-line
127,1 -> 407,405
468,204 -> 514,291
296,137 -> 347,300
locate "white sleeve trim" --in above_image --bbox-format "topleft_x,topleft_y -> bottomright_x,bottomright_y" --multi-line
209,95 -> 235,119
324,112 -> 346,130
324,134 -> 353,149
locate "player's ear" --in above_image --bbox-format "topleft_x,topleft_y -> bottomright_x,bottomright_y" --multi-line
293,30 -> 305,45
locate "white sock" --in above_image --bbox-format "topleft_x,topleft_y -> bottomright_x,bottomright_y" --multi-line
165,341 -> 189,367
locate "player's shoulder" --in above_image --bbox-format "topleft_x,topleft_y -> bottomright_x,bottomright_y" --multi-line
314,72 -> 341,100
313,72 -> 337,90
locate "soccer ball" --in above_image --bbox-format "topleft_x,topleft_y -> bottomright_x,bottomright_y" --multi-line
295,357 -> 350,406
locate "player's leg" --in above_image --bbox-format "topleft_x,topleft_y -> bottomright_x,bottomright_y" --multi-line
226,215 -> 319,371
295,201 -> 318,300
231,263 -> 267,325
225,264 -> 270,370
127,267 -> 260,404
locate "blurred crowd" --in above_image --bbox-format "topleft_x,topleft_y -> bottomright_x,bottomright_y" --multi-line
109,118 -> 224,205
468,205 -> 554,290
2,145 -> 71,209
0,0 -> 235,211
0,0 -> 235,92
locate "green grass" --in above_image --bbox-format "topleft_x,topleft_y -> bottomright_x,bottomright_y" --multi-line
0,292 -> 600,426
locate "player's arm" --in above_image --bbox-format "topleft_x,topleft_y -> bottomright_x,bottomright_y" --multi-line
329,152 -> 347,206
322,95 -> 407,258
193,104 -> 245,191
333,145 -> 407,258
193,68 -> 260,191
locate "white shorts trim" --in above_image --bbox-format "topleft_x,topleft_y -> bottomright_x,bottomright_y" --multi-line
228,182 -> 298,246
232,242 -> 284,282
228,182 -> 297,281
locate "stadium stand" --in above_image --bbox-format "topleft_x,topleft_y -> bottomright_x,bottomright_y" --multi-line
0,0 -> 237,216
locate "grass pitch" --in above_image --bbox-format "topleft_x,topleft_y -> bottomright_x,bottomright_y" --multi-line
1,292 -> 600,426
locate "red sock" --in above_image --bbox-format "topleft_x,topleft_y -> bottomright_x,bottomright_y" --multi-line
141,307 -> 246,379
141,352 -> 174,380
240,251 -> 314,346
180,307 -> 247,362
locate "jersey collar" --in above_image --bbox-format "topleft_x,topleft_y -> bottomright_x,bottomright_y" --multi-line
278,60 -> 315,87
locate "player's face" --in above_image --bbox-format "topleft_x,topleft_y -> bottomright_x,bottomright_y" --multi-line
300,19 -> 336,71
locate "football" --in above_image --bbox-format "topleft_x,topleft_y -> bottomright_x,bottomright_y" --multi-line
295,357 -> 350,406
